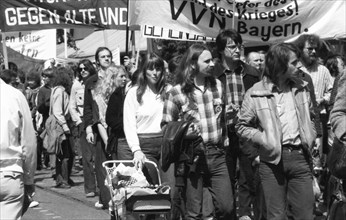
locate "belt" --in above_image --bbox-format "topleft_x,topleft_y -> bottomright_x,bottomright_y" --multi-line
282,144 -> 303,151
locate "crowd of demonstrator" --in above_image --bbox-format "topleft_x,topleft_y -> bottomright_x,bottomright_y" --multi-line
1,29 -> 346,220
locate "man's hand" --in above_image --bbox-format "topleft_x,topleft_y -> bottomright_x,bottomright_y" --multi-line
252,156 -> 260,167
315,137 -> 322,152
185,123 -> 200,140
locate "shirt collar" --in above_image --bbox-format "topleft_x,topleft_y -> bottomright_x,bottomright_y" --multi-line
224,61 -> 245,76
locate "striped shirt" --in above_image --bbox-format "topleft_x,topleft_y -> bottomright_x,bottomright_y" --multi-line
300,64 -> 333,113
162,79 -> 227,146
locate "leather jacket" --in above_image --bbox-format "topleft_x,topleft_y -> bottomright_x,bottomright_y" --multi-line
236,76 -> 317,165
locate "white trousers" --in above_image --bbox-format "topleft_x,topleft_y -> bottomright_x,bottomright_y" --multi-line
0,171 -> 24,220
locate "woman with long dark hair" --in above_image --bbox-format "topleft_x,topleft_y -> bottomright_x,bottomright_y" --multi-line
123,53 -> 171,170
69,59 -> 97,197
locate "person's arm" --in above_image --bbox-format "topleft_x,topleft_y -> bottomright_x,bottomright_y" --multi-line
235,91 -> 265,147
320,69 -> 333,105
69,82 -> 82,126
123,87 -> 141,153
52,87 -> 70,133
83,81 -> 94,130
106,90 -> 123,132
19,92 -> 37,185
330,72 -> 346,142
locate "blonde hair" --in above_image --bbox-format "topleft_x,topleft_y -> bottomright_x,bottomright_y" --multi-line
92,65 -> 128,128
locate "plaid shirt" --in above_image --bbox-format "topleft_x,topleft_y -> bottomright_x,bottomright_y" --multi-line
223,67 -> 245,126
162,79 -> 227,146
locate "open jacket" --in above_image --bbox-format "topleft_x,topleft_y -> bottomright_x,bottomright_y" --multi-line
235,76 -> 317,165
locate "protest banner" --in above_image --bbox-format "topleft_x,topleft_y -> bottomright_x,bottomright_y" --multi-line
129,0 -> 346,45
0,0 -> 129,32
4,29 -> 56,60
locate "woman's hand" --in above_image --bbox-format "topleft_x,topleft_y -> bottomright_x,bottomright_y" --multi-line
133,150 -> 146,170
86,132 -> 95,144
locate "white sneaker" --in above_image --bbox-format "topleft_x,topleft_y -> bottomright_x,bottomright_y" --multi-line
95,201 -> 104,209
239,216 -> 252,220
29,201 -> 39,208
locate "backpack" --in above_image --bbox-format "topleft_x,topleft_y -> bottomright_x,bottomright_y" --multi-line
161,120 -> 192,172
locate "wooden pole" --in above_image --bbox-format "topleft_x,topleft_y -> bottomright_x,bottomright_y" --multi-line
1,32 -> 9,69
64,29 -> 68,58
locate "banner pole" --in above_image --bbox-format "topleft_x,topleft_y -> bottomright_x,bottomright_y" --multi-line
1,32 -> 9,69
232,0 -> 235,29
103,30 -> 109,48
64,29 -> 68,58
131,31 -> 136,58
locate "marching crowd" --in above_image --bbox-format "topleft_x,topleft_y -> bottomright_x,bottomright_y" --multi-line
1,28 -> 346,220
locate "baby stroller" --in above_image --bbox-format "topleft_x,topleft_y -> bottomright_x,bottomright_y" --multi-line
103,160 -> 171,220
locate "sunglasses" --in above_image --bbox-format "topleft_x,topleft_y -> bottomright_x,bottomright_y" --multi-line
79,67 -> 88,71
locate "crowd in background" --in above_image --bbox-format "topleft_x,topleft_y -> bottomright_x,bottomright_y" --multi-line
1,28 -> 346,220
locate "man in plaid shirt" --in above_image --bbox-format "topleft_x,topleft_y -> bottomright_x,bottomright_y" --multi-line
214,29 -> 262,220
162,44 -> 235,220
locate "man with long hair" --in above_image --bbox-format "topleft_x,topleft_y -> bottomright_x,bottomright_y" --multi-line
162,44 -> 234,220
236,43 -> 317,219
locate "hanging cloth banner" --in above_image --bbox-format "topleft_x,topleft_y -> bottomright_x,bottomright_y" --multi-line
0,0 -> 129,32
4,29 -> 56,60
129,0 -> 346,45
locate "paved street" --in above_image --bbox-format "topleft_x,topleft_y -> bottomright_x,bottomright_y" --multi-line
22,167 -> 110,220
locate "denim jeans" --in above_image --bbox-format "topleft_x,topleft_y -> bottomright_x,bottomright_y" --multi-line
94,134 -> 111,208
80,130 -> 96,194
185,146 -> 235,220
116,138 -> 133,160
259,146 -> 314,220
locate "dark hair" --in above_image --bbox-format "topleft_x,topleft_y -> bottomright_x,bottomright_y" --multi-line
215,29 -> 243,53
94,47 -> 112,67
263,43 -> 301,84
167,55 -> 182,85
325,54 -> 343,77
176,43 -> 216,95
8,62 -> 18,72
136,53 -> 166,103
294,34 -> 322,52
42,68 -> 55,76
0,69 -> 17,84
51,66 -> 73,94
27,70 -> 41,87
77,59 -> 97,82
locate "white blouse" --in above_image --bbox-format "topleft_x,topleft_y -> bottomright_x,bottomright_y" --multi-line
123,85 -> 165,153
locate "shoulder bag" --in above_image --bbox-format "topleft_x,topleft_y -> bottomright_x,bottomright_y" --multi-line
161,120 -> 193,172
328,137 -> 346,179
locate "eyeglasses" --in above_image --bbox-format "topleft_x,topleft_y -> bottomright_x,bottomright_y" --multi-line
225,44 -> 243,51
79,67 -> 88,71
99,55 -> 111,59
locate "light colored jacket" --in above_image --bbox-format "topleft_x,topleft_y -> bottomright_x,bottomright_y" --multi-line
236,77 -> 317,165
50,86 -> 70,132
69,80 -> 85,125
330,71 -> 346,143
0,79 -> 37,184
